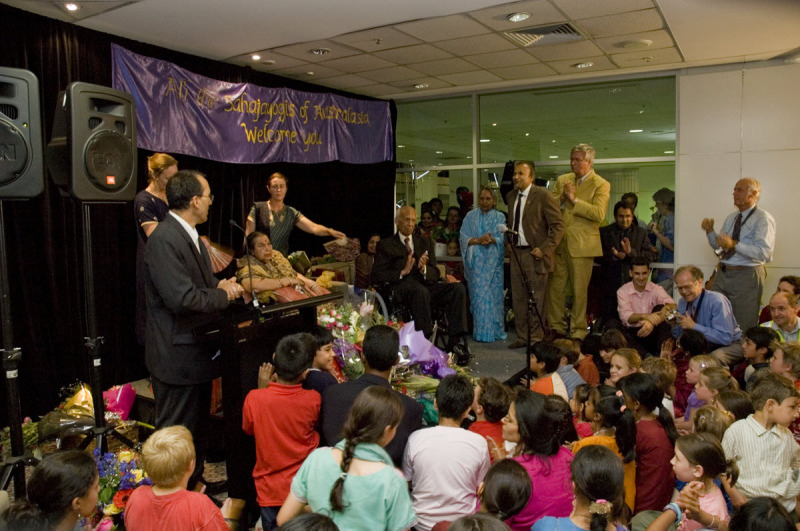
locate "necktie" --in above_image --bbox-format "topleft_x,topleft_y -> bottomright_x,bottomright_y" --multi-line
720,213 -> 742,261
404,237 -> 412,254
513,194 -> 523,246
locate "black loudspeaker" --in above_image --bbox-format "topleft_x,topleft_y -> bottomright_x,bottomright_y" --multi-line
46,82 -> 137,201
0,67 -> 43,199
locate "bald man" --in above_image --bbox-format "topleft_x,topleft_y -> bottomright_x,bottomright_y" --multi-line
372,206 -> 469,363
702,178 -> 776,332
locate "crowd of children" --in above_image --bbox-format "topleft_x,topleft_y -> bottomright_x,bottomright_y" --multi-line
5,325 -> 800,531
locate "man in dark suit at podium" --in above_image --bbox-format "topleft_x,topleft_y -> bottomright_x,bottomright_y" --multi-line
144,170 -> 243,488
372,206 -> 469,363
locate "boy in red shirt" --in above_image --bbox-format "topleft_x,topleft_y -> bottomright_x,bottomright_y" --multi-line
125,425 -> 231,531
468,376 -> 512,461
243,333 -> 320,530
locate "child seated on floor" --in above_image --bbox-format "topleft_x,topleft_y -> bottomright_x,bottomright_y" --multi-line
243,333 -> 320,531
664,329 -> 709,419
552,338 -> 588,398
572,337 -> 600,386
528,341 -> 583,401
570,384 -> 594,439
607,347 -> 640,386
674,354 -> 720,434
125,425 -> 232,531
468,376 -> 512,462
722,372 -> 800,513
303,326 -> 339,395
768,341 -> 800,443
598,329 -> 627,383
640,356 -> 678,418
403,374 -> 490,531
741,326 -> 778,391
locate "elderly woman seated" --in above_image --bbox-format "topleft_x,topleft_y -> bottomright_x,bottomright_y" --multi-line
237,231 -> 328,303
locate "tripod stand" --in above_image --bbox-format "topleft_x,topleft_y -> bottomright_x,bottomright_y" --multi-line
76,203 -> 136,453
506,232 -> 547,388
0,201 -> 39,495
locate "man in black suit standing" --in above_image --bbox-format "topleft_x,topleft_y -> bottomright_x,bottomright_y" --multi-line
144,170 -> 244,488
372,206 -> 469,362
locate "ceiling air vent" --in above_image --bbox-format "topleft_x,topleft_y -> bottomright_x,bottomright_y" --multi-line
504,22 -> 584,47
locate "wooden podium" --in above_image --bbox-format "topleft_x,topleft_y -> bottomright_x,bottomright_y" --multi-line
220,292 -> 342,500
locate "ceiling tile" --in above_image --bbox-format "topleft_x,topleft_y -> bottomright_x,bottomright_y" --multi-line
466,0 -> 564,32
465,49 -> 537,69
271,63 -> 343,79
270,40 -> 361,63
610,47 -> 683,68
395,14 -> 491,42
594,30 -> 675,54
527,40 -> 604,62
330,27 -> 423,52
409,57 -> 482,76
437,70 -> 504,85
387,77 -> 453,90
319,54 -> 396,73
552,0 -> 655,19
314,74 -> 376,90
577,9 -> 664,39
355,84 -> 407,97
359,66 -> 426,83
373,44 -> 454,64
488,62 -> 559,80
434,33 -> 516,56
546,55 -> 617,75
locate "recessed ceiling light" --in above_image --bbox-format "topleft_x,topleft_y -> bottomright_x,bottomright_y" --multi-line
552,139 -> 556,143
398,145 -> 405,148
467,156 -> 472,159
549,156 -> 558,159
306,71 -> 315,76
620,39 -> 653,50
629,129 -> 643,133
525,133 -> 529,137
664,150 -> 675,154
408,159 -> 415,162
435,150 -> 443,154
572,62 -> 594,69
492,123 -> 497,126
65,3 -> 79,11
251,54 -> 261,61
506,12 -> 531,23
261,59 -> 276,65
413,83 -> 429,89
479,139 -> 490,143
309,48 -> 331,56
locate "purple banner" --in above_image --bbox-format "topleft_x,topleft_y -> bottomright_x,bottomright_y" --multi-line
111,44 -> 393,165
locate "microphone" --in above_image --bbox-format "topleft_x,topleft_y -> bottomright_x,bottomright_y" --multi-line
497,223 -> 519,237
229,219 -> 259,308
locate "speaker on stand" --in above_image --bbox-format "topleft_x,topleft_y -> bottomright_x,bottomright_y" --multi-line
0,66 -> 44,495
45,81 -> 139,452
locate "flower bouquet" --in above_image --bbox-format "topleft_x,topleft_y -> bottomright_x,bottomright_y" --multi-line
86,448 -> 152,530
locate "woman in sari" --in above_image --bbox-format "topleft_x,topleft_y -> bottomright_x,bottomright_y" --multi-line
460,187 -> 508,342
237,231 -> 327,304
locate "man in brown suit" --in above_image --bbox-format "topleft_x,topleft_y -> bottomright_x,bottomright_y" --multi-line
506,161 -> 565,348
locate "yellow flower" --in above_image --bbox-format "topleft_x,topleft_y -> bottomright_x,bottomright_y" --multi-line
132,468 -> 145,483
103,503 -> 122,515
118,450 -> 135,463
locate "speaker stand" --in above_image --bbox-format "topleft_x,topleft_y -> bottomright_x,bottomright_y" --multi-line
0,202 -> 39,495
77,203 -> 137,453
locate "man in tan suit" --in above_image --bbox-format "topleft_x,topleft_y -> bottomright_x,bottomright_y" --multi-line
546,144 -> 610,340
506,161 -> 565,348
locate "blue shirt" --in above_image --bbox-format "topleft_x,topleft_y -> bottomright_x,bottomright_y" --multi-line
672,289 -> 742,346
706,205 -> 775,267
556,365 -> 586,399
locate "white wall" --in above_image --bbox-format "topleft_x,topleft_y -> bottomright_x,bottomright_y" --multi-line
676,61 -> 800,297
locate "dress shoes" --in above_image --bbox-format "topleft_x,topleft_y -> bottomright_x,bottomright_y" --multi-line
452,342 -> 472,366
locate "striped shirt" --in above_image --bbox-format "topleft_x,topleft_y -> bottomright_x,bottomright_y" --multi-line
721,415 -> 800,511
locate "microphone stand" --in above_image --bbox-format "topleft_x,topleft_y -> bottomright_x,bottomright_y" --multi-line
229,219 -> 260,309
504,230 -> 546,388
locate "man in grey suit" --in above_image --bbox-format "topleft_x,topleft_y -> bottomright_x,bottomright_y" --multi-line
506,161 -> 565,348
144,170 -> 243,488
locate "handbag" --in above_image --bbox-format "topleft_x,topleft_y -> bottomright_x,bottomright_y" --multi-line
273,283 -> 331,303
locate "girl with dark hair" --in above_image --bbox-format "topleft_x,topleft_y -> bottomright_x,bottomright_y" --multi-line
2,450 -> 99,531
618,373 -> 677,513
729,497 -> 796,531
501,390 -> 574,531
571,387 -> 637,512
546,395 -> 579,447
715,390 -> 754,421
448,514 -> 512,531
277,513 -> 339,531
276,386 -> 415,531
533,445 -> 627,531
648,433 -> 738,531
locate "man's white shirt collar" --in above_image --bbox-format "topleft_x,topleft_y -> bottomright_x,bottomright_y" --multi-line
169,211 -> 201,251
